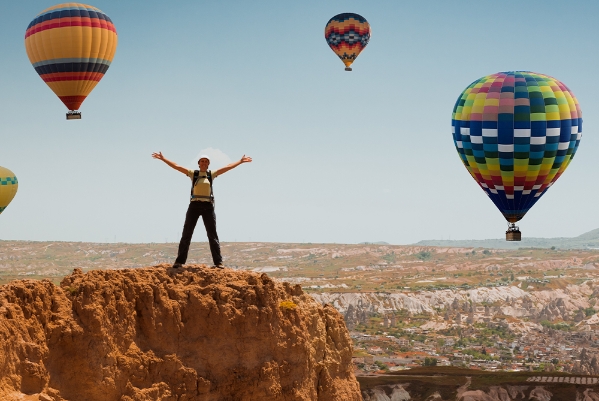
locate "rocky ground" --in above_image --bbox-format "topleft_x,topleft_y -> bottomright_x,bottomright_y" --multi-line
312,280 -> 599,330
358,367 -> 599,401
0,265 -> 361,401
4,240 -> 599,389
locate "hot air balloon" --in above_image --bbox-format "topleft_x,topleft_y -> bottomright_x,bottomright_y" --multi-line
0,167 -> 18,215
324,13 -> 371,71
24,3 -> 118,120
451,72 -> 582,241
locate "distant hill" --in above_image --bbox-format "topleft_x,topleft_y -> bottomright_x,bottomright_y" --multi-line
415,228 -> 599,250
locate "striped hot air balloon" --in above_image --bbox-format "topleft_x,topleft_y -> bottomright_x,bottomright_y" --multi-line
0,167 -> 18,216
24,3 -> 118,119
451,72 -> 582,241
324,13 -> 371,71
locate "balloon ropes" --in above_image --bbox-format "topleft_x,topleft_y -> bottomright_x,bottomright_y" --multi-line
451,72 -> 582,241
24,3 -> 118,120
0,167 -> 18,215
324,13 -> 370,71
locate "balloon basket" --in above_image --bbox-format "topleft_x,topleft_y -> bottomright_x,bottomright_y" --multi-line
66,111 -> 81,120
506,223 -> 521,241
345,67 -> 352,71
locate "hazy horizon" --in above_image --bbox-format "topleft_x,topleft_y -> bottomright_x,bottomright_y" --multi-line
1,225 -> 597,246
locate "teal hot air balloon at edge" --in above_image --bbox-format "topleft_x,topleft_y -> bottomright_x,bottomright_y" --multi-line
451,71 -> 582,241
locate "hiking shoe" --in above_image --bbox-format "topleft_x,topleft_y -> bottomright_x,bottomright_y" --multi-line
172,263 -> 183,269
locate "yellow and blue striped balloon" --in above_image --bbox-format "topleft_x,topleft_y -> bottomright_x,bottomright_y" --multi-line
0,167 -> 18,215
24,3 -> 118,113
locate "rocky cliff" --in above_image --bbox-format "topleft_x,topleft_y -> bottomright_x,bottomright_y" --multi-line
360,375 -> 599,401
0,265 -> 361,401
570,349 -> 599,376
311,282 -> 597,333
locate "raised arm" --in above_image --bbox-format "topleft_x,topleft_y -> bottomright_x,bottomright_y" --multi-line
152,152 -> 188,175
215,155 -> 252,176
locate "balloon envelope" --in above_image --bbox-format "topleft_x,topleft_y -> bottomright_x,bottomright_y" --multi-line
24,3 -> 118,111
451,71 -> 582,223
324,13 -> 370,70
0,167 -> 18,215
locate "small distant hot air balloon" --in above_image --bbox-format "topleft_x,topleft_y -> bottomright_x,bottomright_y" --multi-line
0,167 -> 18,215
324,13 -> 371,71
452,71 -> 582,241
24,3 -> 118,120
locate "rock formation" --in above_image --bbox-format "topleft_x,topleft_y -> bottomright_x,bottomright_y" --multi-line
362,384 -> 411,401
536,298 -> 569,322
343,303 -> 370,330
569,348 -> 599,376
0,265 -> 361,401
344,304 -> 358,329
579,388 -> 599,401
529,386 -> 553,401
361,378 -> 599,401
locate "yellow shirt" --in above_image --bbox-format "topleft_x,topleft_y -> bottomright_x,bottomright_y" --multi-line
187,170 -> 219,201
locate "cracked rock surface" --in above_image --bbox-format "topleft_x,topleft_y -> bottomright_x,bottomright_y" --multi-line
0,265 -> 360,401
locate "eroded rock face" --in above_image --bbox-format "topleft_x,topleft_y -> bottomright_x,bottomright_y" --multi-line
361,384 -> 412,401
0,266 -> 361,401
530,386 -> 553,401
363,380 -> 564,401
580,389 -> 599,401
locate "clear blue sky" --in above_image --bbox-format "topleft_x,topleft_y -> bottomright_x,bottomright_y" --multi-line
1,0 -> 598,244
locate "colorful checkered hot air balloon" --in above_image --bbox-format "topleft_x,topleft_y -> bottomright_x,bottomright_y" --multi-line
0,167 -> 18,216
452,72 -> 582,241
324,13 -> 371,71
24,3 -> 118,120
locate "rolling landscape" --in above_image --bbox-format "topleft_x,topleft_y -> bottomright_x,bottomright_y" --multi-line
417,228 -> 599,250
4,229 -> 599,399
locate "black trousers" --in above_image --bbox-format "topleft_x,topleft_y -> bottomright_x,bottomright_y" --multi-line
175,201 -> 222,265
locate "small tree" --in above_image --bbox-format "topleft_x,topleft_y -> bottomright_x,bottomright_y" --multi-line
374,361 -> 389,371
424,357 -> 438,366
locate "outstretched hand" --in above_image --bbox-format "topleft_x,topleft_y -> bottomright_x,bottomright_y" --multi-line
152,151 -> 165,161
213,154 -> 252,176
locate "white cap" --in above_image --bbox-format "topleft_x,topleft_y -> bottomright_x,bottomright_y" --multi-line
198,155 -> 210,162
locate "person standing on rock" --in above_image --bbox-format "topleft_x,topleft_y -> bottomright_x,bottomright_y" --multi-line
152,152 -> 252,268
